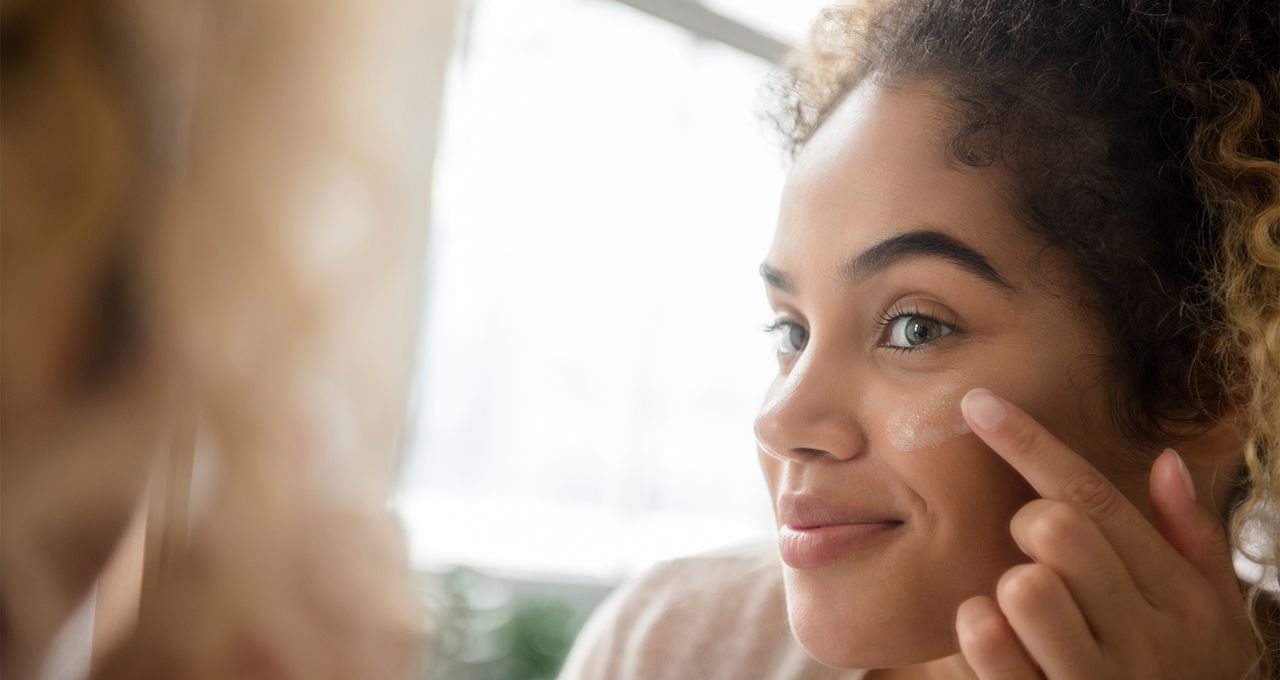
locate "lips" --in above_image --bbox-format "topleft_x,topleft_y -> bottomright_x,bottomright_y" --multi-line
779,493 -> 901,529
777,492 -> 903,569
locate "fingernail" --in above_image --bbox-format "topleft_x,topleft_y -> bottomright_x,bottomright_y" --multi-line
962,389 -> 1007,431
1169,448 -> 1196,501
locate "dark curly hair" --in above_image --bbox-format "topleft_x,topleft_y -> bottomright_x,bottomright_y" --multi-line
767,0 -> 1279,670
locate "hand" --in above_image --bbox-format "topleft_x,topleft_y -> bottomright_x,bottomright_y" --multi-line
952,388 -> 1260,680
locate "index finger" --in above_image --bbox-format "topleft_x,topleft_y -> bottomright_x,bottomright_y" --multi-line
959,387 -> 1188,606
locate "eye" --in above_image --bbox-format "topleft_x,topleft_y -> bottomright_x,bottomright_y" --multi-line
882,313 -> 952,350
765,320 -> 808,356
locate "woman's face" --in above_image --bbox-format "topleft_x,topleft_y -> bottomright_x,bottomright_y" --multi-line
755,81 -> 1151,669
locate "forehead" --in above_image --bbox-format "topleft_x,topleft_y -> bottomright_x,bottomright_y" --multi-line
770,81 -> 1039,283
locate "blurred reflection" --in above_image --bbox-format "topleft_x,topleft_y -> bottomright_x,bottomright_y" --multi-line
2,1 -> 450,677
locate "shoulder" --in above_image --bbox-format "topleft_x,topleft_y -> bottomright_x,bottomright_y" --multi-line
558,541 -> 866,680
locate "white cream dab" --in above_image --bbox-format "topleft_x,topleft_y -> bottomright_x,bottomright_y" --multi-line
885,386 -> 972,452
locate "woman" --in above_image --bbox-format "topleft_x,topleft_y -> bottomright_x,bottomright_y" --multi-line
559,0 -> 1279,677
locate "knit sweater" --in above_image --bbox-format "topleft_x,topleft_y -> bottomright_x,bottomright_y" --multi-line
558,542 -> 868,680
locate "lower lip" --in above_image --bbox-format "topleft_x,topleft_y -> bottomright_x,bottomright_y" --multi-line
778,522 -> 902,569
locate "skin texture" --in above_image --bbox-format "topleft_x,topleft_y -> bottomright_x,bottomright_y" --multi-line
754,80 -> 1255,678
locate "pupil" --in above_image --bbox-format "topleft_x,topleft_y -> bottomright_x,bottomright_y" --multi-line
790,325 -> 806,350
907,318 -> 934,345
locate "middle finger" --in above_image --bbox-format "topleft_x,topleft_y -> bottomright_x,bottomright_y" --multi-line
1009,498 -> 1148,641
997,563 -> 1102,680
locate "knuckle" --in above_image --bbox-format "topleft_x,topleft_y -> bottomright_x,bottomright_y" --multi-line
1060,471 -> 1124,523
1025,501 -> 1085,550
957,603 -> 1011,658
996,564 -> 1056,612
1005,417 -> 1048,459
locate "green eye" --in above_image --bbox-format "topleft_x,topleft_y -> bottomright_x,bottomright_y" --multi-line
885,314 -> 951,349
767,321 -> 808,356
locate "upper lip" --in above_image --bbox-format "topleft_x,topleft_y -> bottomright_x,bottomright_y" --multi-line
779,492 -> 903,530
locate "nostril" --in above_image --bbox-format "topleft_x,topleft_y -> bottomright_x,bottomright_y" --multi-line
754,376 -> 867,462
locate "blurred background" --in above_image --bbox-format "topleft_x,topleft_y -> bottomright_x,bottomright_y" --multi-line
398,1 -> 827,677
2,0 -> 830,677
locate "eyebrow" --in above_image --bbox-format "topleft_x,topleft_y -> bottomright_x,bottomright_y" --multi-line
844,229 -> 1012,289
759,262 -> 795,293
760,228 -> 1014,293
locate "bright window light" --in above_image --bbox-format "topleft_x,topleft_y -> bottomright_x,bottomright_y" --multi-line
397,0 -> 788,581
700,0 -> 834,45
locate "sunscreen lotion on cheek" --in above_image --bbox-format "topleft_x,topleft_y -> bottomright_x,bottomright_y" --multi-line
885,386 -> 971,452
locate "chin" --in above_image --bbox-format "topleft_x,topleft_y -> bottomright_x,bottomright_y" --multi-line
783,568 -> 960,670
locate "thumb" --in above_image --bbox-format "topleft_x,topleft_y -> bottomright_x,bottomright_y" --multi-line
1149,449 -> 1244,608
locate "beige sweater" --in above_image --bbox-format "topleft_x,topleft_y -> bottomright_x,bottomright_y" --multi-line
558,542 -> 868,680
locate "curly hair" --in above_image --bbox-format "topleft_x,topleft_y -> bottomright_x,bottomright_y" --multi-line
767,0 -> 1279,671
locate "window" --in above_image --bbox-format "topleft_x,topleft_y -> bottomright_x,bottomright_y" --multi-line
397,0 -> 816,580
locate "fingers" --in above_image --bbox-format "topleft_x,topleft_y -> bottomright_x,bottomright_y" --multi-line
996,564 -> 1102,680
956,595 -> 1042,680
960,388 -> 1187,606
1148,450 -> 1246,614
1010,499 -> 1145,642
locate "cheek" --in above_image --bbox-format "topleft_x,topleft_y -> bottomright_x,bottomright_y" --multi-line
872,385 -> 1037,555
1032,382 -> 1127,471
900,436 -> 1037,533
881,385 -> 971,453
881,373 -> 1097,551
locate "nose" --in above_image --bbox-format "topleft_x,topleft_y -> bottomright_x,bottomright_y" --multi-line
753,355 -> 867,463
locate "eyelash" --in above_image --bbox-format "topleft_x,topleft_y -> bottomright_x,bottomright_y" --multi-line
874,303 -> 953,354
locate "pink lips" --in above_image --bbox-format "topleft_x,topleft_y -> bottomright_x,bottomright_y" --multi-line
777,493 -> 903,569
